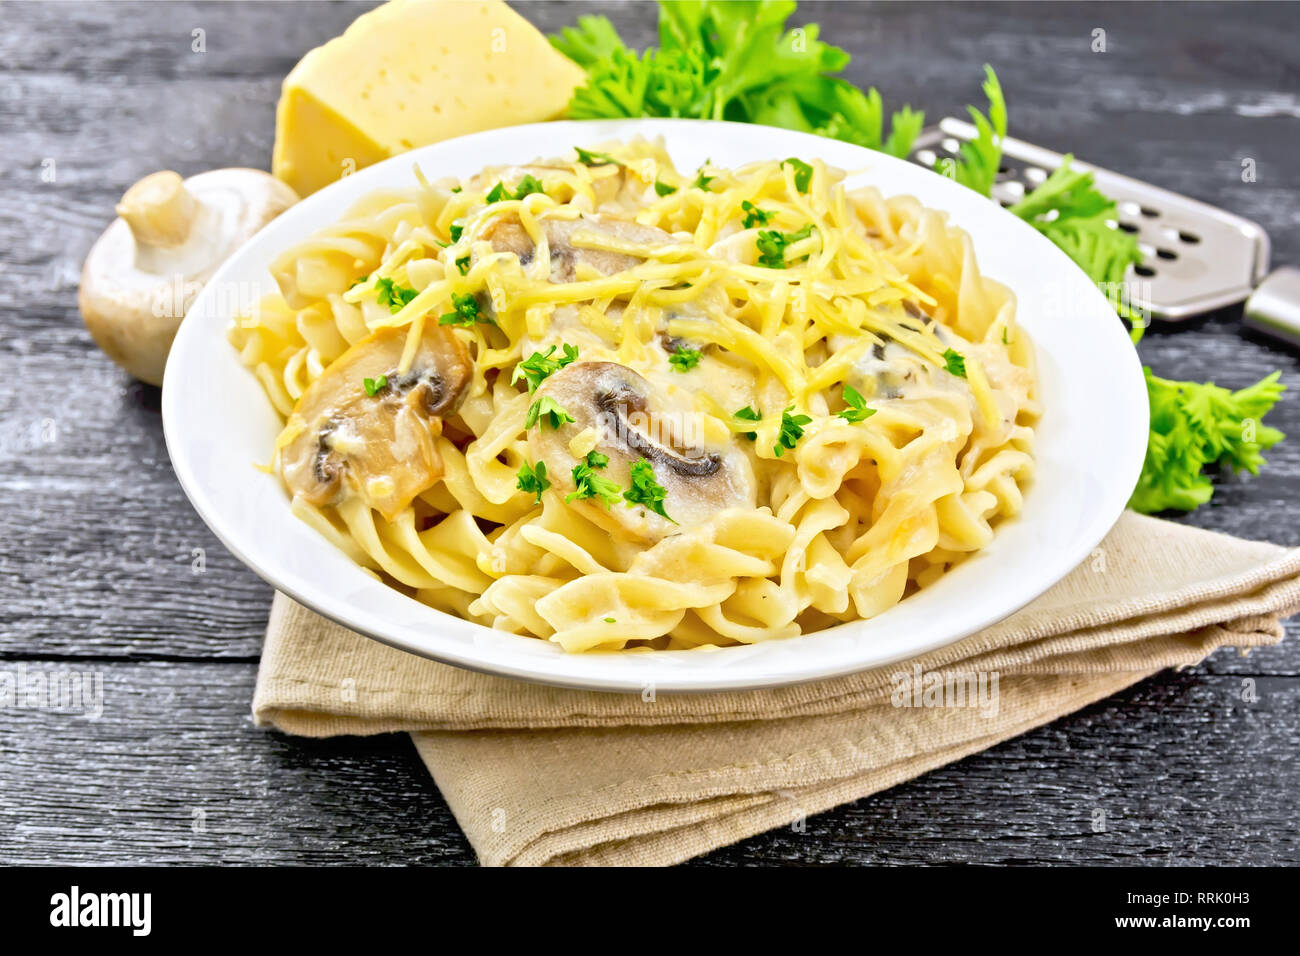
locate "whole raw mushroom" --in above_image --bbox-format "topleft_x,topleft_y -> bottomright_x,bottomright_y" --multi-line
78,168 -> 298,385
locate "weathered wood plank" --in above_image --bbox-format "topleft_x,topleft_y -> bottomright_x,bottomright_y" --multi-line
0,662 -> 1293,864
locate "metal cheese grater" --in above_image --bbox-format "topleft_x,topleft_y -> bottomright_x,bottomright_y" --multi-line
909,117 -> 1300,347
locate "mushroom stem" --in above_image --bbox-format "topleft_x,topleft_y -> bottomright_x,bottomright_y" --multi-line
115,171 -> 199,247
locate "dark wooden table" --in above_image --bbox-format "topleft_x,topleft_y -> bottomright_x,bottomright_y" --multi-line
2,0 -> 1297,866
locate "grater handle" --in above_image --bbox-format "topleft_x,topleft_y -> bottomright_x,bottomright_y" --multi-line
1243,267 -> 1300,350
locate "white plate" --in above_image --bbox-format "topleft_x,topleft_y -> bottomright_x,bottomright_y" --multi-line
163,118 -> 1147,693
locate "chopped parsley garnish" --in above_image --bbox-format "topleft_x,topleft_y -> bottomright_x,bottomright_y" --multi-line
654,179 -> 677,197
668,344 -> 702,373
526,395 -> 575,430
942,348 -> 968,378
692,166 -> 715,190
773,406 -> 812,457
741,200 -> 775,229
574,146 -> 620,166
449,223 -> 464,243
755,224 -> 815,269
623,458 -> 673,521
374,277 -> 418,313
486,174 -> 546,204
837,384 -> 876,423
567,452 -> 622,507
783,157 -> 814,193
733,405 -> 761,441
603,617 -> 616,624
438,291 -> 485,327
455,254 -> 470,276
1001,327 -> 1011,345
450,185 -> 462,194
362,374 -> 387,397
516,460 -> 551,504
512,343 -> 579,393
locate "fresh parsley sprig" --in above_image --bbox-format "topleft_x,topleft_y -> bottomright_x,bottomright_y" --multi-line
837,385 -> 876,422
374,277 -> 418,313
668,343 -> 702,372
486,175 -> 545,204
526,396 -> 575,430
774,406 -> 812,457
550,3 -> 922,158
574,146 -> 620,166
362,374 -> 388,397
623,459 -> 673,521
1131,368 -> 1285,513
567,452 -> 622,507
942,348 -> 968,378
512,344 -> 579,393
516,461 -> 551,504
439,292 -> 486,327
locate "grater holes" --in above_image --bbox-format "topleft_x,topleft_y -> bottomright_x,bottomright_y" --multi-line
1140,206 -> 1160,218
1156,248 -> 1178,261
915,149 -> 937,167
1024,167 -> 1048,184
1134,264 -> 1157,277
1179,230 -> 1201,244
1117,221 -> 1139,233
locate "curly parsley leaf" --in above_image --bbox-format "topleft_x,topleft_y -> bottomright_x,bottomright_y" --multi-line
756,223 -> 815,268
1131,368 -> 1285,513
516,461 -> 551,504
774,406 -> 812,457
374,277 -> 418,314
438,292 -> 486,327
550,3 -> 921,157
623,458 -> 673,521
837,384 -> 876,422
512,344 -> 579,393
567,452 -> 622,507
668,343 -> 702,372
526,395 -> 576,431
362,374 -> 388,398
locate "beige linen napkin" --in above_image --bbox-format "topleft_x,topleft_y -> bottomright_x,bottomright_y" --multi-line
253,512 -> 1300,865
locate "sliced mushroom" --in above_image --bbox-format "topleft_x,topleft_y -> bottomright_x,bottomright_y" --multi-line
482,214 -> 678,282
279,323 -> 472,520
529,361 -> 755,542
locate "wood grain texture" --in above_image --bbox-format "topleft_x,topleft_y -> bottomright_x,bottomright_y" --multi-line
0,0 -> 1296,865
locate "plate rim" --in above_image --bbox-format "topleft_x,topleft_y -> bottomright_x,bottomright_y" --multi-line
163,117 -> 1149,693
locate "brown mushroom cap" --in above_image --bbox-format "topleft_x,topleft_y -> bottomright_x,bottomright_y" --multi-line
279,323 -> 472,520
529,361 -> 756,542
482,214 -> 678,282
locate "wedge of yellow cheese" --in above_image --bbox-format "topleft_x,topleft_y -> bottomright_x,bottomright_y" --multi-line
272,0 -> 586,197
